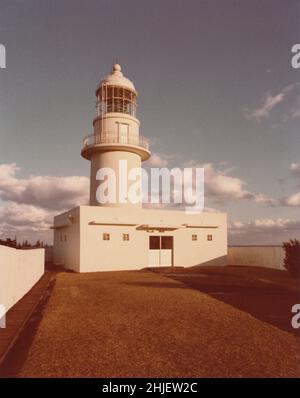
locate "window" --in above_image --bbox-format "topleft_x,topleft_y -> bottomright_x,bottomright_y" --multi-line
60,234 -> 63,242
161,236 -> 173,249
149,236 -> 173,250
103,233 -> 110,241
149,236 -> 160,250
123,233 -> 130,241
64,234 -> 67,242
192,234 -> 197,241
207,234 -> 213,241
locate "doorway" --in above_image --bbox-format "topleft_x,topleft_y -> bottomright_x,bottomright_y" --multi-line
148,236 -> 173,266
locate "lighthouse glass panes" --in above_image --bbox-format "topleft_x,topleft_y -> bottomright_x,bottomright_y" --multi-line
98,85 -> 137,117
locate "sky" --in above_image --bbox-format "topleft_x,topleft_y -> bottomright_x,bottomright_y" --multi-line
0,0 -> 300,244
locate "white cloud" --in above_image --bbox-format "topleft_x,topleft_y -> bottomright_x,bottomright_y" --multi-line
144,158 -> 276,206
253,193 -> 276,206
291,97 -> 300,119
229,218 -> 300,244
179,162 -> 276,206
281,192 -> 300,207
230,218 -> 292,232
0,202 -> 54,231
280,163 -> 300,207
146,153 -> 168,167
0,163 -> 89,210
246,93 -> 284,121
0,202 -> 55,243
290,162 -> 300,178
144,152 -> 169,167
0,163 -> 89,243
196,163 -> 276,205
245,83 -> 300,122
195,163 -> 252,201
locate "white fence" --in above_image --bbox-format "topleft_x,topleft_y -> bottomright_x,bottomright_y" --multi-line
0,245 -> 45,314
228,246 -> 285,270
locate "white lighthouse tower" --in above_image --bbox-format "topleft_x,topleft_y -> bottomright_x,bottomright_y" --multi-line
81,64 -> 151,207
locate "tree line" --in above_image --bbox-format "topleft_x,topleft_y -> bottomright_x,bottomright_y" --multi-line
0,237 -> 49,249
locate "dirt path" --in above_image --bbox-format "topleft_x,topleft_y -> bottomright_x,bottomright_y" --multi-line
3,270 -> 300,377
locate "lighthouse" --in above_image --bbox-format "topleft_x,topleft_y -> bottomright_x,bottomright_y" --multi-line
81,64 -> 151,207
53,63 -> 227,272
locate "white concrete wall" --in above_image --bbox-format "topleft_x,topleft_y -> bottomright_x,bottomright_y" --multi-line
0,245 -> 45,313
81,223 -> 147,272
228,246 -> 285,270
53,206 -> 227,272
78,206 -> 227,272
53,207 -> 80,271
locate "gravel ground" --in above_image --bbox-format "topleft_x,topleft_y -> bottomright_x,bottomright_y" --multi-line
151,266 -> 300,335
10,270 -> 300,377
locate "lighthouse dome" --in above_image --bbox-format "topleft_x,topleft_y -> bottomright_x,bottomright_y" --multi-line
97,63 -> 136,94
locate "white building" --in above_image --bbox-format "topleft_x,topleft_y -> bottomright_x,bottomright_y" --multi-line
53,64 -> 227,272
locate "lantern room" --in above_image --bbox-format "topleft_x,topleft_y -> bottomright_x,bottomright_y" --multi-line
95,64 -> 137,117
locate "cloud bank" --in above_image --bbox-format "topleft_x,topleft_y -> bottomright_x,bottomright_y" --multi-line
1,160 -> 298,244
229,218 -> 300,245
0,163 -> 89,243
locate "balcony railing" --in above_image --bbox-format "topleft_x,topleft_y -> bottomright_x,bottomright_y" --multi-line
83,132 -> 150,151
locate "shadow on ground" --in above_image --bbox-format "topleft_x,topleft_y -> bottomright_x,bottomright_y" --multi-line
150,266 -> 300,336
0,276 -> 56,377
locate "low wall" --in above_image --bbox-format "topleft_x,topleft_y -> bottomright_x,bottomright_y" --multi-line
228,246 -> 285,270
0,245 -> 45,313
45,246 -> 53,263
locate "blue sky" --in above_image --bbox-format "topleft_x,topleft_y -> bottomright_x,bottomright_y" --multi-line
0,0 -> 300,244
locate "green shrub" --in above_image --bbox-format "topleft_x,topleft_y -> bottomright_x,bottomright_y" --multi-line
282,239 -> 300,277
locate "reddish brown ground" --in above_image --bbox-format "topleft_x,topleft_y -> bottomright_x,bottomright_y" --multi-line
1,267 -> 299,378
151,265 -> 300,335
